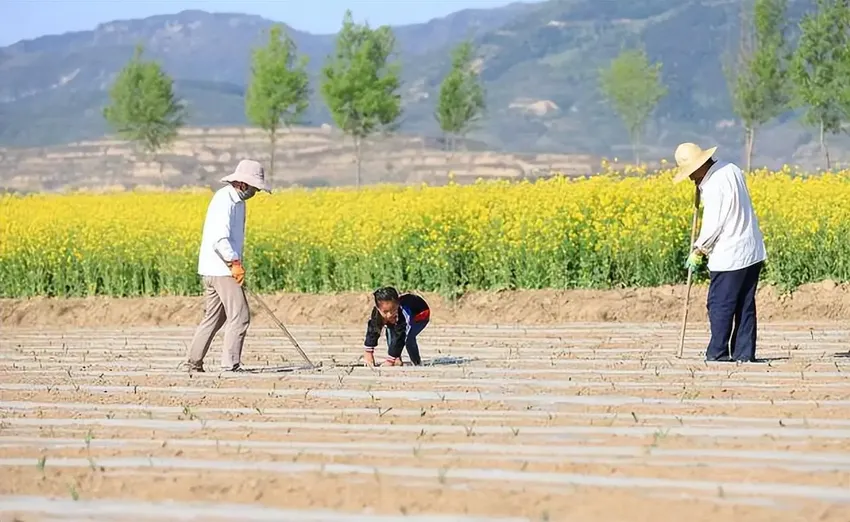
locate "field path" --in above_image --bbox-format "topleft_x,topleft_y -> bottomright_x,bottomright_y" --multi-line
1,321 -> 849,521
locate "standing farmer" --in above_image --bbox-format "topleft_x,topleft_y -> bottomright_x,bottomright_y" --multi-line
186,159 -> 270,372
673,143 -> 766,362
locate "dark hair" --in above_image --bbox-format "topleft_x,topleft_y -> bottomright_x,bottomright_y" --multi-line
373,286 -> 399,304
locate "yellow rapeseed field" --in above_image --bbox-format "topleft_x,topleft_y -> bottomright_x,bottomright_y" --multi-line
1,165 -> 849,298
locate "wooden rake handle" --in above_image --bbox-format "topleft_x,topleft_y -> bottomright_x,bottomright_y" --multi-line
245,286 -> 315,368
677,186 -> 701,358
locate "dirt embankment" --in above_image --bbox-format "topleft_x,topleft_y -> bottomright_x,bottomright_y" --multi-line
1,281 -> 848,329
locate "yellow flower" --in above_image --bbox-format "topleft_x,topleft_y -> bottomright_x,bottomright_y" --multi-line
1,167 -> 848,297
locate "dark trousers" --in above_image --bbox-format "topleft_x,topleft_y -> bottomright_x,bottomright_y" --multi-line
706,261 -> 763,362
386,319 -> 429,365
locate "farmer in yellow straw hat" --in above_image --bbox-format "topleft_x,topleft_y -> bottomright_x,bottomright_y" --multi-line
186,159 -> 271,373
673,143 -> 766,362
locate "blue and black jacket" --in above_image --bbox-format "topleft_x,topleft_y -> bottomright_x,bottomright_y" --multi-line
364,293 -> 430,351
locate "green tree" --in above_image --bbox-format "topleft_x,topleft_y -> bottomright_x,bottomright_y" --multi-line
435,40 -> 486,153
725,0 -> 791,172
245,24 -> 310,185
320,10 -> 402,189
790,0 -> 850,170
598,48 -> 667,164
103,44 -> 186,187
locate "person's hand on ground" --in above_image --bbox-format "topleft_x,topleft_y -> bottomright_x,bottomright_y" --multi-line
363,351 -> 375,367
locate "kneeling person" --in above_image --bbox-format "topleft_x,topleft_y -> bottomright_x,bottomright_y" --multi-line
363,287 -> 430,367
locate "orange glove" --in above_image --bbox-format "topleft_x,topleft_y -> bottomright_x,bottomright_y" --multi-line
228,260 -> 245,285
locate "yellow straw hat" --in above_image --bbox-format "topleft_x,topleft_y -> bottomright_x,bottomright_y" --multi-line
673,143 -> 717,183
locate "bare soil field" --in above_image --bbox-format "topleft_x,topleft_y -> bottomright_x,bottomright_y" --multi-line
1,287 -> 849,521
2,281 -> 849,329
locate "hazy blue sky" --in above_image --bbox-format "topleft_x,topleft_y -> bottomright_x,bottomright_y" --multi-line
0,0 -> 540,46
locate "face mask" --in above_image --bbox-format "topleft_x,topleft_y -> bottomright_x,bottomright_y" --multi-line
236,186 -> 257,200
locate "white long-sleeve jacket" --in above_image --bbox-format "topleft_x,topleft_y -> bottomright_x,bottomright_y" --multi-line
197,185 -> 246,277
694,160 -> 766,272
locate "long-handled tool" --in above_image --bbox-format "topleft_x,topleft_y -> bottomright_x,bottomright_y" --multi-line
244,286 -> 316,368
677,186 -> 701,359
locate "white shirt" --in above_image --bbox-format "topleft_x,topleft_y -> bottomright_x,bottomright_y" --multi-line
197,185 -> 246,277
694,160 -> 766,272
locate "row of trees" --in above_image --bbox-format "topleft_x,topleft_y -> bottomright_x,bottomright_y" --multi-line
600,0 -> 850,170
104,1 -> 849,180
103,10 -> 485,188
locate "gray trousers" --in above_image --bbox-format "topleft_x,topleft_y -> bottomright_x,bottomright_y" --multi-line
187,275 -> 251,369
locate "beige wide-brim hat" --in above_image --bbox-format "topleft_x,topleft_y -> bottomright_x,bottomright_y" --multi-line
673,143 -> 717,184
220,159 -> 271,193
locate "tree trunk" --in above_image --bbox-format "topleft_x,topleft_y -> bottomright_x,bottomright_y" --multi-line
156,154 -> 165,190
819,119 -> 830,170
745,126 -> 755,172
630,126 -> 640,165
355,136 -> 362,189
269,130 -> 276,187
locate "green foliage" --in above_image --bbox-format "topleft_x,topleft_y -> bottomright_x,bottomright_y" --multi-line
726,0 -> 791,171
435,40 -> 486,151
4,173 -> 850,298
598,48 -> 667,163
245,24 -> 310,183
102,45 -> 186,158
6,1 -> 846,169
790,0 -> 850,169
320,10 -> 402,187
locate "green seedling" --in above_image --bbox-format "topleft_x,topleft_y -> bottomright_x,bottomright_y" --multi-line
36,456 -> 46,475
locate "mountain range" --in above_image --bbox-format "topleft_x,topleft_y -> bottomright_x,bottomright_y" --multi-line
2,0 -> 846,169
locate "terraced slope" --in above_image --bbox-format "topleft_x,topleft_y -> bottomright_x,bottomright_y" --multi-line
0,126 -> 597,192
1,321 -> 849,521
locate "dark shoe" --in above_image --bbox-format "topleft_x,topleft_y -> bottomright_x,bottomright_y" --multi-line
705,355 -> 733,362
187,361 -> 205,373
222,364 -> 246,372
